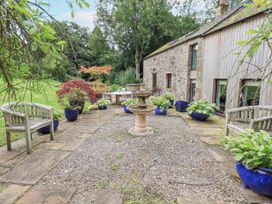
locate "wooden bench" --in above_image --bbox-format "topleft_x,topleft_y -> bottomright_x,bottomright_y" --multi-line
225,106 -> 272,136
0,102 -> 54,154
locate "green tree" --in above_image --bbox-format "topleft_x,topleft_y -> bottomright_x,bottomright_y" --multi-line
97,0 -> 191,79
0,0 -> 90,100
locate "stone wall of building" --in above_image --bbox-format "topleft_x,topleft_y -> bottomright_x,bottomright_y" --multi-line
143,37 -> 204,101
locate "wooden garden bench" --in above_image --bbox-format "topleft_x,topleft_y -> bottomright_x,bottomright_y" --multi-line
0,102 -> 54,154
225,106 -> 272,136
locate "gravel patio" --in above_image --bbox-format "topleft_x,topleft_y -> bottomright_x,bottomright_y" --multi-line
0,107 -> 271,204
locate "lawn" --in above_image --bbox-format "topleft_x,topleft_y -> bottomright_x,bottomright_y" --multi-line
0,80 -> 91,146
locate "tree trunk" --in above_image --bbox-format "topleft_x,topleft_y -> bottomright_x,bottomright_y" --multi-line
135,48 -> 140,79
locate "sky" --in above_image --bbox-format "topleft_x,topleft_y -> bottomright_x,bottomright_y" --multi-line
47,0 -> 97,31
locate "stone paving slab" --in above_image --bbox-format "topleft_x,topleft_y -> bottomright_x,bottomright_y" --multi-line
70,191 -> 123,204
16,186 -> 76,204
0,149 -> 70,185
77,133 -> 93,139
39,142 -> 66,150
0,184 -> 30,204
200,136 -> 221,145
61,139 -> 85,151
176,197 -> 225,204
0,166 -> 10,176
0,134 -> 48,165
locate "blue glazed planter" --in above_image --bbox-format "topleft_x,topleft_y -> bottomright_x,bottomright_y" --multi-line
98,105 -> 107,110
123,106 -> 133,114
236,161 -> 272,197
169,99 -> 174,108
37,120 -> 59,134
190,112 -> 209,121
155,107 -> 167,115
175,101 -> 189,112
65,109 -> 79,122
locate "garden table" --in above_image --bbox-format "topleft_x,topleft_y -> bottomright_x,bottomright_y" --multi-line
102,91 -> 133,104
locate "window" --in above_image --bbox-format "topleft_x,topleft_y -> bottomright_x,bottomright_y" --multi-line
240,80 -> 261,107
190,44 -> 198,70
152,73 -> 157,88
215,80 -> 227,111
166,73 -> 172,89
189,79 -> 196,102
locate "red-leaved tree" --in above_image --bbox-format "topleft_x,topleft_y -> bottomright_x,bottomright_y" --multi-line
56,79 -> 97,103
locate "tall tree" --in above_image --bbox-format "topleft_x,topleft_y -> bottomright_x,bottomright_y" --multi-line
97,0 -> 192,79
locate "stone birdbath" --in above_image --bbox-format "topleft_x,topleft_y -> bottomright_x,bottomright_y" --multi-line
128,91 -> 154,136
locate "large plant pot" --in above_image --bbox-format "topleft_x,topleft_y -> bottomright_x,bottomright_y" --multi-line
37,120 -> 59,134
69,101 -> 85,114
169,99 -> 174,108
98,105 -> 108,110
123,106 -> 133,114
64,109 -> 79,122
155,106 -> 167,115
126,84 -> 140,92
236,161 -> 272,197
175,101 -> 189,112
190,112 -> 209,121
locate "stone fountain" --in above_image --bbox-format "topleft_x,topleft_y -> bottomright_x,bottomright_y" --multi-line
128,84 -> 154,136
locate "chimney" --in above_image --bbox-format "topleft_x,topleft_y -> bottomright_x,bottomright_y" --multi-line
216,0 -> 228,16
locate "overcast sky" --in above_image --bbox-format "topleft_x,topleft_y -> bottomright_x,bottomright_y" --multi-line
47,0 -> 97,31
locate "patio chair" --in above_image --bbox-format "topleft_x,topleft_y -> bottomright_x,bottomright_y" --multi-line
225,106 -> 272,136
0,102 -> 54,154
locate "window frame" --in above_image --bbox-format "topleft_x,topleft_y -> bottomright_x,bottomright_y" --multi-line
190,44 -> 198,70
188,79 -> 196,102
239,79 -> 261,107
166,73 -> 172,89
214,79 -> 228,112
152,73 -> 157,88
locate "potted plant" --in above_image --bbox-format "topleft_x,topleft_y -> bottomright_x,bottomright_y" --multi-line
97,99 -> 111,110
121,98 -> 136,113
89,104 -> 99,111
223,130 -> 272,197
186,100 -> 217,121
37,112 -> 62,134
57,88 -> 86,121
175,100 -> 189,112
56,79 -> 97,114
150,96 -> 169,115
163,93 -> 176,108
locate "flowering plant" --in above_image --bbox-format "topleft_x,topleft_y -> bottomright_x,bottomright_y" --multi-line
56,79 -> 97,103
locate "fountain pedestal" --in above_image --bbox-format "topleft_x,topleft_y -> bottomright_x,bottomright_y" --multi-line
128,92 -> 154,136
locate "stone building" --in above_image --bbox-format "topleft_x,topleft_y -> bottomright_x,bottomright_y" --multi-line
143,1 -> 272,112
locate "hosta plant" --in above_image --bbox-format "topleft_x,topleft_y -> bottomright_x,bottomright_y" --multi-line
163,93 -> 176,102
149,96 -> 170,111
97,99 -> 111,107
121,98 -> 136,106
186,100 -> 217,118
223,130 -> 272,169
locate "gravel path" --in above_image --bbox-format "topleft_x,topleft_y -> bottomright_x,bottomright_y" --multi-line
38,114 -> 247,202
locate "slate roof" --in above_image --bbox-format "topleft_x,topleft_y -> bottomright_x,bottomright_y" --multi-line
144,0 -> 266,59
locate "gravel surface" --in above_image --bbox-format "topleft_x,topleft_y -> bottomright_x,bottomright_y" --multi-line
38,113 -> 247,202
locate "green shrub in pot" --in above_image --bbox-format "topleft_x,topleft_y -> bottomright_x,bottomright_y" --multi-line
149,96 -> 170,111
97,99 -> 111,108
186,100 -> 217,118
223,130 -> 272,169
121,98 -> 136,106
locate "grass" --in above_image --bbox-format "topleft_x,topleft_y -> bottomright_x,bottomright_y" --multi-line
0,79 -> 92,146
111,163 -> 121,171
